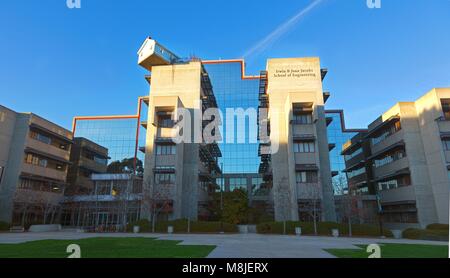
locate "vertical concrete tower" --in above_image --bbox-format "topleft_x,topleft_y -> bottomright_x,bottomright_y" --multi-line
266,58 -> 336,221
143,62 -> 202,220
137,38 -> 221,221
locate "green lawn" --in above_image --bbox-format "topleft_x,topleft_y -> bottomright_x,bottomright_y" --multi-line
325,243 -> 448,258
0,237 -> 215,258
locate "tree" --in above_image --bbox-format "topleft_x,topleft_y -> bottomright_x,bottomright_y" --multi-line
141,180 -> 173,232
273,177 -> 293,234
107,157 -> 144,176
300,183 -> 322,235
208,188 -> 249,225
334,177 -> 368,237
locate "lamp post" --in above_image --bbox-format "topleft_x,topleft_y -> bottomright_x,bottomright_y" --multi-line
220,163 -> 224,234
376,193 -> 384,238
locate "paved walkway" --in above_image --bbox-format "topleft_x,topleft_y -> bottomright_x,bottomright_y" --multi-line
0,232 -> 447,258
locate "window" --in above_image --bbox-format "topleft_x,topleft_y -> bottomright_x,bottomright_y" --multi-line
25,153 -> 47,167
350,186 -> 369,195
83,150 -> 108,165
292,113 -> 313,125
19,178 -> 64,193
378,175 -> 411,191
441,99 -> 450,120
155,173 -> 175,184
24,153 -> 65,171
29,131 -> 51,145
347,167 -> 366,179
442,139 -> 450,151
156,144 -> 176,155
38,159 -> 48,168
95,181 -> 111,195
372,121 -> 401,145
132,179 -> 143,194
382,203 -> 418,223
373,149 -> 406,168
157,114 -> 174,128
344,147 -> 363,161
229,177 -> 247,191
296,171 -> 318,183
94,156 -> 107,165
30,130 -> 70,151
294,141 -> 315,153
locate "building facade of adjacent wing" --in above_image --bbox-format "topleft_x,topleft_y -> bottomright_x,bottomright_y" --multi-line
0,105 -> 73,226
342,88 -> 450,228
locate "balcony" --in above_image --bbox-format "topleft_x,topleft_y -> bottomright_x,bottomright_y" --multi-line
22,163 -> 67,182
156,127 -> 175,138
297,183 -> 322,199
14,188 -> 64,205
294,153 -> 317,165
344,152 -> 366,169
154,184 -> 176,199
292,125 -> 314,137
79,157 -> 107,174
26,137 -> 70,161
380,185 -> 416,203
438,119 -> 450,133
347,172 -> 368,186
373,157 -> 409,179
371,129 -> 404,155
155,155 -> 177,167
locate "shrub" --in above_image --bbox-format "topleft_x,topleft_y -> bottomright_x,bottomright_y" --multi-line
256,221 -> 392,237
426,223 -> 449,231
127,219 -> 151,233
191,221 -> 238,233
128,219 -> 238,233
403,228 -> 448,241
348,223 -> 393,238
155,219 -> 190,233
0,221 -> 10,231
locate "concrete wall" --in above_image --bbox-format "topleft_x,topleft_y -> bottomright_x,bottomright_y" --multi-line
0,107 -> 72,223
0,106 -> 19,222
366,88 -> 450,228
143,62 -> 203,220
415,88 -> 450,225
266,58 -> 336,221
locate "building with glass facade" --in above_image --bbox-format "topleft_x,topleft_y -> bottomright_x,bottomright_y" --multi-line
132,38 -> 375,222
325,110 -> 365,193
1,38 -> 448,231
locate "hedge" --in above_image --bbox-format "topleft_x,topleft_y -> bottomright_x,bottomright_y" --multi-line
127,219 -> 238,233
403,228 -> 448,241
127,219 -> 152,233
0,221 -> 10,231
426,223 -> 449,231
256,221 -> 393,237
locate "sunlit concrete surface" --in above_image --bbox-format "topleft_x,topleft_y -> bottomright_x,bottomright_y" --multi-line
0,232 -> 447,258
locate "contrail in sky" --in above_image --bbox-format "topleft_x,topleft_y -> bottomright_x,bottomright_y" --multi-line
242,0 -> 325,60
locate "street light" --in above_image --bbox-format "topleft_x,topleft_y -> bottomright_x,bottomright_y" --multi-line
220,163 -> 224,233
376,193 -> 385,238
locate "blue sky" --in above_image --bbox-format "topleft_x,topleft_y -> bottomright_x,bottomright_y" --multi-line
0,0 -> 449,130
